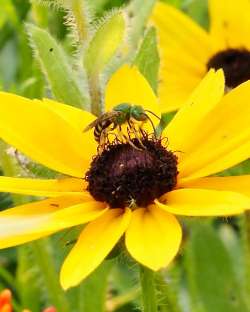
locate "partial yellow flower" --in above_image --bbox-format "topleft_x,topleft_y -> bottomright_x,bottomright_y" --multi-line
0,65 -> 249,290
151,0 -> 250,111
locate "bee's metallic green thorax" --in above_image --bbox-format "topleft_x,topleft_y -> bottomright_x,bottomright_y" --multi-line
113,103 -> 147,123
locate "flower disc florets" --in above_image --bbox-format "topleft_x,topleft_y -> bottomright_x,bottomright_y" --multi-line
85,136 -> 178,208
207,48 -> 250,88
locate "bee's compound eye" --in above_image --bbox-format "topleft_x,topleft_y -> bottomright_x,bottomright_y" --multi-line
130,105 -> 145,120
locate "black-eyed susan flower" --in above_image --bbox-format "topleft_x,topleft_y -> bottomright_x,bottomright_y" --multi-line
0,65 -> 249,290
151,0 -> 250,111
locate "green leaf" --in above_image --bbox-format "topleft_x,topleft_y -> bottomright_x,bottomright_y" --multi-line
0,0 -> 18,28
161,0 -> 182,8
31,3 -> 49,28
183,0 -> 209,29
31,239 -> 70,312
134,27 -> 160,94
185,222 -> 249,312
17,245 -> 42,312
84,12 -> 126,77
78,260 -> 113,312
28,24 -> 89,109
155,112 -> 175,137
87,0 -> 110,14
126,0 -> 156,48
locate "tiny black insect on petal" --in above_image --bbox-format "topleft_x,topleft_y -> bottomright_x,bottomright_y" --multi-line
207,48 -> 250,88
85,136 -> 178,209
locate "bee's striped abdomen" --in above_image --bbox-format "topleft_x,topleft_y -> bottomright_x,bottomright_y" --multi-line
94,119 -> 113,142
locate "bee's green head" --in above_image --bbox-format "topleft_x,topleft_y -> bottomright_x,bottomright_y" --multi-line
130,105 -> 147,121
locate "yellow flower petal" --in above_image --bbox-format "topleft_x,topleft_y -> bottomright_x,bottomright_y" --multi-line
41,98 -> 96,135
0,176 -> 88,197
177,81 -> 250,180
180,175 -> 250,198
151,2 -> 212,110
125,205 -> 182,271
60,208 -> 131,290
165,69 -> 224,154
0,196 -> 107,249
105,65 -> 160,118
152,2 -> 211,62
0,92 -> 94,178
157,63 -> 205,112
209,0 -> 250,50
157,189 -> 250,216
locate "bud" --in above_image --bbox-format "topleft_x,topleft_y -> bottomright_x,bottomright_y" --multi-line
84,12 -> 126,77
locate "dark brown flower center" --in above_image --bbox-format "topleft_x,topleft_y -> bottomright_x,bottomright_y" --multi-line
85,137 -> 178,208
207,48 -> 250,88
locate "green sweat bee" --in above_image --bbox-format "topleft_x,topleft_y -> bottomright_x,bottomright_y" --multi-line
84,103 -> 158,148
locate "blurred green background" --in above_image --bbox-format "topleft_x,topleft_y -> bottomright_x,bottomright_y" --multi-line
0,1 -> 250,312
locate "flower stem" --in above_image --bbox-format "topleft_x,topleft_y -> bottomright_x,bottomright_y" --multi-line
240,212 -> 250,308
140,266 -> 158,312
89,74 -> 103,117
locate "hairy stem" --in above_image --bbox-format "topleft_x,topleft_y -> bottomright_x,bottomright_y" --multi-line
89,74 -> 103,116
71,0 -> 89,42
140,266 -> 158,312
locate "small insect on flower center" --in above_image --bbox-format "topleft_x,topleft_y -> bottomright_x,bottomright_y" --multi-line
207,48 -> 250,88
85,136 -> 178,209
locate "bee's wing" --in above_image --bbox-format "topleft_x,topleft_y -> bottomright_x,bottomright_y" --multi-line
83,119 -> 99,132
83,111 -> 120,132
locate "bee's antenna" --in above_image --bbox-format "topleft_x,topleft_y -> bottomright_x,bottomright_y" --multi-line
142,113 -> 157,137
144,110 -> 161,120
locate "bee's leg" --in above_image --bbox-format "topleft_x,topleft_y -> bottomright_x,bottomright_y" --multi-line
118,125 -> 141,150
98,130 -> 107,154
128,120 -> 146,149
117,125 -> 126,144
127,136 -> 142,150
138,121 -> 149,139
110,122 -> 117,131
144,115 -> 157,137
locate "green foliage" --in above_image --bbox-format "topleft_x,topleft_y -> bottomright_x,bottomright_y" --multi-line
162,0 -> 182,8
0,0 -> 18,28
31,240 -> 70,312
28,24 -> 89,109
16,245 -> 42,312
134,27 -> 160,94
183,0 -> 209,29
185,222 -> 249,312
84,12 -> 126,77
0,1 -> 249,312
126,0 -> 156,48
79,261 -> 113,312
